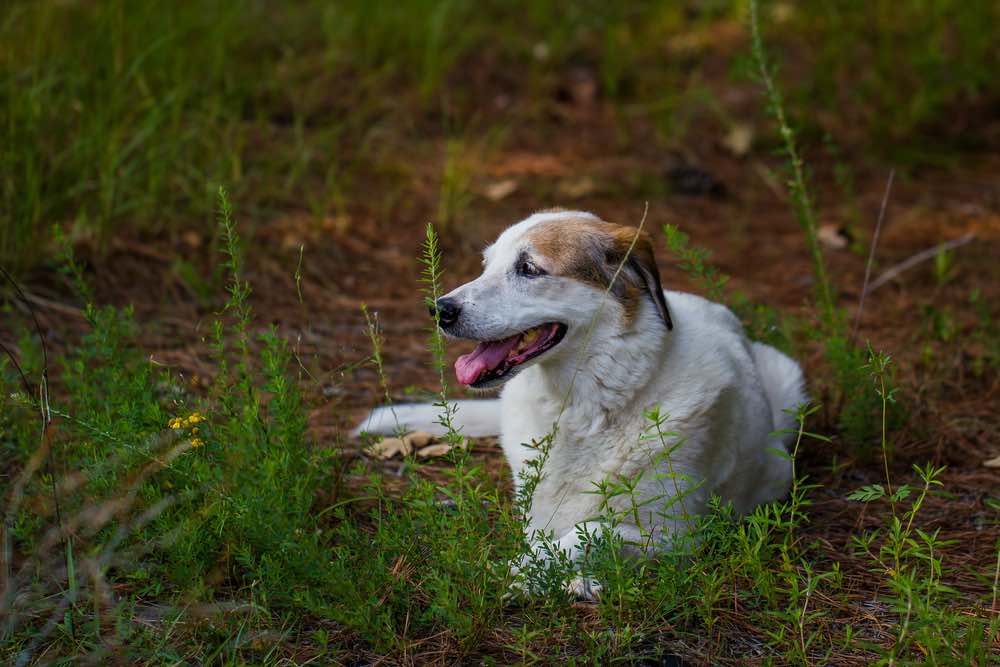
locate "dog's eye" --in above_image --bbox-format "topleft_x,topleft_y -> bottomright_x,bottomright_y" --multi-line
516,258 -> 545,278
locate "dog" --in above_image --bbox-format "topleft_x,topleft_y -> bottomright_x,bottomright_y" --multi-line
354,209 -> 806,599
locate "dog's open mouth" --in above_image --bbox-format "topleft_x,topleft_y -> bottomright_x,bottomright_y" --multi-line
454,322 -> 566,387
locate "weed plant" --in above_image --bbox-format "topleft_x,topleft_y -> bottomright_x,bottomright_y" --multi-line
747,0 -> 908,456
2,190 -> 330,662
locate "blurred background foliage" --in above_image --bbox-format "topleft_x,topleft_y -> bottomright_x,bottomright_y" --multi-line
2,0 -> 998,270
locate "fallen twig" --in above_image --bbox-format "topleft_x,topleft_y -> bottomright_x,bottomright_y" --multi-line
866,233 -> 976,293
852,169 -> 894,343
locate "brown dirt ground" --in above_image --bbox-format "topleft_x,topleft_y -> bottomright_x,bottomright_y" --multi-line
4,65 -> 1000,663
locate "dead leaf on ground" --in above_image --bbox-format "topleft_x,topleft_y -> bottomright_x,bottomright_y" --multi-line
666,20 -> 744,55
818,224 -> 850,250
416,443 -> 453,459
983,455 -> 1000,468
723,123 -> 754,158
483,179 -> 518,201
403,431 -> 434,449
367,437 -> 411,460
557,176 -> 596,199
181,231 -> 204,247
320,215 -> 352,234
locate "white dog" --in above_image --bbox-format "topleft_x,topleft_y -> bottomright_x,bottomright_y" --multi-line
355,209 -> 806,598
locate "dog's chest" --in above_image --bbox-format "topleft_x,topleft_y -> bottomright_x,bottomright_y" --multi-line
503,400 -> 645,530
524,419 -> 652,532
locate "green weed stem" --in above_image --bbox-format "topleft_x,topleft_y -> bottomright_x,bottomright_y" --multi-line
748,0 -> 837,331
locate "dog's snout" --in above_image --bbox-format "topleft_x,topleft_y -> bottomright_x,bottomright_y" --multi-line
430,297 -> 461,327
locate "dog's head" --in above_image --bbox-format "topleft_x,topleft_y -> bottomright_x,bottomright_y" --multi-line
433,210 -> 672,389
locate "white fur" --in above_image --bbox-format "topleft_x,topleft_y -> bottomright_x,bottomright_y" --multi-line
355,211 -> 807,597
352,400 -> 500,438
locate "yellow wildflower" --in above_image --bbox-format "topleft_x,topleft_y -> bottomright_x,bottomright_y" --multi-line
190,437 -> 205,448
168,412 -> 207,430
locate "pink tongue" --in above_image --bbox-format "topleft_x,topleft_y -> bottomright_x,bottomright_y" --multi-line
454,335 -> 521,385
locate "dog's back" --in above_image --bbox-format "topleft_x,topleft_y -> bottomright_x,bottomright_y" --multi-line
677,293 -> 805,512
638,291 -> 805,517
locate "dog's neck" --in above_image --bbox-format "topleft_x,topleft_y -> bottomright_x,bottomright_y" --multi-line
535,302 -> 669,436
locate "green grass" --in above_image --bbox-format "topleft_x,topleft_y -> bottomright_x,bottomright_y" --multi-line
787,0 -> 1000,159
1,1 -> 251,268
3,1 -> 999,270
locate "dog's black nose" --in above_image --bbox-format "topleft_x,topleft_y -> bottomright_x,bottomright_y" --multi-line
430,297 -> 461,327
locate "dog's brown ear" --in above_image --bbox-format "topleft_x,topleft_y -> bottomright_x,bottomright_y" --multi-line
605,227 -> 673,330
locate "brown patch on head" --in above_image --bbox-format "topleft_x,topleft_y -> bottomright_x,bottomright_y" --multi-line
526,215 -> 607,280
526,215 -> 673,330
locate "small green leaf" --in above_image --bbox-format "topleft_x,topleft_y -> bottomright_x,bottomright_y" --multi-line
847,484 -> 885,502
890,484 -> 912,503
766,446 -> 794,461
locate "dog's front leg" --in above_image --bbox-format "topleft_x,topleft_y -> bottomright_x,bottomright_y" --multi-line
507,521 -> 645,602
553,521 -> 648,602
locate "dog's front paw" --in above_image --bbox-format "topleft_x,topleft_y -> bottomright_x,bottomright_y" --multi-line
502,576 -> 529,603
565,576 -> 602,602
501,560 -> 531,603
